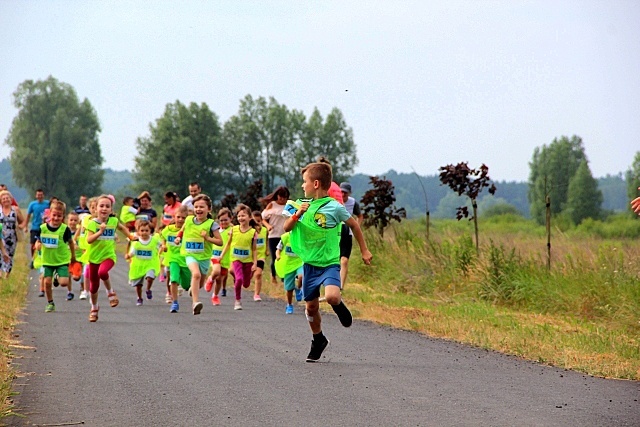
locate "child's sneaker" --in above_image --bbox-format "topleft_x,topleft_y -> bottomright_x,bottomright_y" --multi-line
306,336 -> 329,362
165,293 -> 172,304
136,298 -> 143,306
79,290 -> 88,300
193,301 -> 203,315
45,302 -> 55,313
253,294 -> 262,302
204,277 -> 213,293
146,289 -> 153,300
53,276 -> 59,287
38,291 -> 45,298
66,292 -> 74,301
331,301 -> 353,327
170,301 -> 179,313
211,295 -> 221,306
234,300 -> 242,310
295,287 -> 303,302
159,273 -> 166,282
221,288 -> 227,297
285,304 -> 294,314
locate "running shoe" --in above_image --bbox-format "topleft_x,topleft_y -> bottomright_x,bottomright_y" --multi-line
285,304 -> 294,314
38,291 -> 45,298
165,293 -> 172,304
253,294 -> 262,302
332,301 -> 353,328
45,302 -> 55,313
234,300 -> 242,311
295,287 -> 303,302
146,289 -> 153,300
79,290 -> 88,300
193,301 -> 203,315
211,295 -> 221,306
306,337 -> 329,362
221,288 -> 227,297
136,298 -> 143,306
170,301 -> 179,313
204,277 -> 213,293
66,292 -> 74,301
159,273 -> 166,282
53,275 -> 59,287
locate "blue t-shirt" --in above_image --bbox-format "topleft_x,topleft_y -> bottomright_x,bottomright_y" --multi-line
27,200 -> 50,231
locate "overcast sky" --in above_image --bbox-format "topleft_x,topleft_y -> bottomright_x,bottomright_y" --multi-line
1,0 -> 638,183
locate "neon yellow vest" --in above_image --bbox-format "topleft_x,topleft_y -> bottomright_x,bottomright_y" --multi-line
120,205 -> 136,224
86,216 -> 119,264
179,216 -> 215,261
290,197 -> 340,267
275,232 -> 303,278
230,225 -> 255,263
128,235 -> 161,279
161,225 -> 186,267
39,223 -> 71,266
255,226 -> 268,260
211,227 -> 231,269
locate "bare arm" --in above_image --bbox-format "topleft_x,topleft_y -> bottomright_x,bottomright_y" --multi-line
345,216 -> 372,265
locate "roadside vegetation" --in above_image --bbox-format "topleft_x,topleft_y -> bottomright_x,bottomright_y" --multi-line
0,246 -> 29,419
263,213 -> 640,380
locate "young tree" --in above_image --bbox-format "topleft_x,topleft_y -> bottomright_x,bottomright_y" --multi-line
438,162 -> 497,251
360,176 -> 406,237
625,151 -> 640,210
6,76 -> 103,203
566,159 -> 602,224
133,101 -> 226,199
528,135 -> 587,224
239,179 -> 263,212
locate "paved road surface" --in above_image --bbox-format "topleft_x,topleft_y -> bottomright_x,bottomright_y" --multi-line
7,258 -> 640,426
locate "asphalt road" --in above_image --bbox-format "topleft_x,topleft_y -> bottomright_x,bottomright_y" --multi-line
7,258 -> 640,426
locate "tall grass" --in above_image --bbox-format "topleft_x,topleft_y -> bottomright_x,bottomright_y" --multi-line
0,245 -> 29,419
345,216 -> 640,379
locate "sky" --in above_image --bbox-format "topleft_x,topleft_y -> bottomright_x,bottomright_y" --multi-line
1,0 -> 639,183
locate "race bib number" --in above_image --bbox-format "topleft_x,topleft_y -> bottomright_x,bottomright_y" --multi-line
233,248 -> 250,259
41,234 -> 59,249
135,249 -> 153,259
184,239 -> 204,253
256,237 -> 265,248
167,235 -> 178,246
212,249 -> 222,259
98,227 -> 116,240
136,214 -> 150,221
285,246 -> 298,258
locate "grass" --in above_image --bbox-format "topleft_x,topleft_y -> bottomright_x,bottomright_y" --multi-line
261,216 -> 640,380
0,245 -> 29,419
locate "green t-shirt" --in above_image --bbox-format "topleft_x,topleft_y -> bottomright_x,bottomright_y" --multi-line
161,225 -> 186,267
275,232 -> 303,278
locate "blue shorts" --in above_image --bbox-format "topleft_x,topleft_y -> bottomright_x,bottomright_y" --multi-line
302,264 -> 341,302
284,266 -> 304,292
185,256 -> 211,275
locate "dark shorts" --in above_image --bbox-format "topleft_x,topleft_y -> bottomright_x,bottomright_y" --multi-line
30,230 -> 39,245
339,224 -> 352,259
256,260 -> 265,270
302,264 -> 341,302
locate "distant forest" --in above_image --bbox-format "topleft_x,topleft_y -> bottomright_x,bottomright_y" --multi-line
0,159 -> 629,218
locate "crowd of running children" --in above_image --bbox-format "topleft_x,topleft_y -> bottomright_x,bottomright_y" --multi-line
24,157 -> 372,362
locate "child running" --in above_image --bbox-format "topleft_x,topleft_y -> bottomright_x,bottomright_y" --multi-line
85,194 -> 133,322
125,219 -> 161,306
275,231 -> 303,314
220,204 -> 257,311
207,207 -> 232,305
66,211 -> 84,296
283,160 -> 373,362
251,210 -> 268,302
160,205 -> 190,313
75,197 -> 97,301
173,194 -> 222,315
34,201 -> 76,312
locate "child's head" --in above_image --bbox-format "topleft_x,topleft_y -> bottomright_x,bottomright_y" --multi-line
301,160 -> 332,193
135,219 -> 152,238
234,204 -> 252,224
49,201 -> 66,227
122,196 -> 134,206
217,207 -> 232,228
174,205 -> 188,227
193,194 -> 213,218
67,211 -> 79,229
88,197 -> 98,216
252,210 -> 263,226
95,194 -> 113,218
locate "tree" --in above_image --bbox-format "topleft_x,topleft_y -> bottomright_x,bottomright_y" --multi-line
528,135 -> 587,224
133,101 -> 226,200
239,179 -> 264,212
566,159 -> 602,224
438,162 -> 497,251
360,176 -> 406,237
626,151 -> 640,211
5,76 -> 103,203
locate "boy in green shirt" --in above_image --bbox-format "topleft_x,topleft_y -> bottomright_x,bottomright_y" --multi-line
283,160 -> 372,362
34,201 -> 76,312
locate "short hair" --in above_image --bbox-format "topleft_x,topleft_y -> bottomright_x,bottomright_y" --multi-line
189,182 -> 200,188
217,207 -> 232,219
135,219 -> 152,231
50,200 -> 67,214
301,162 -> 332,191
67,211 -> 79,217
175,205 -> 189,217
36,189 -> 44,193
252,210 -> 262,217
122,196 -> 134,204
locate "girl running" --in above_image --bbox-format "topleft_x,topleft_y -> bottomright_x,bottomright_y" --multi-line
221,204 -> 257,311
207,207 -> 232,306
125,219 -> 161,306
251,210 -> 268,302
85,194 -> 133,322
